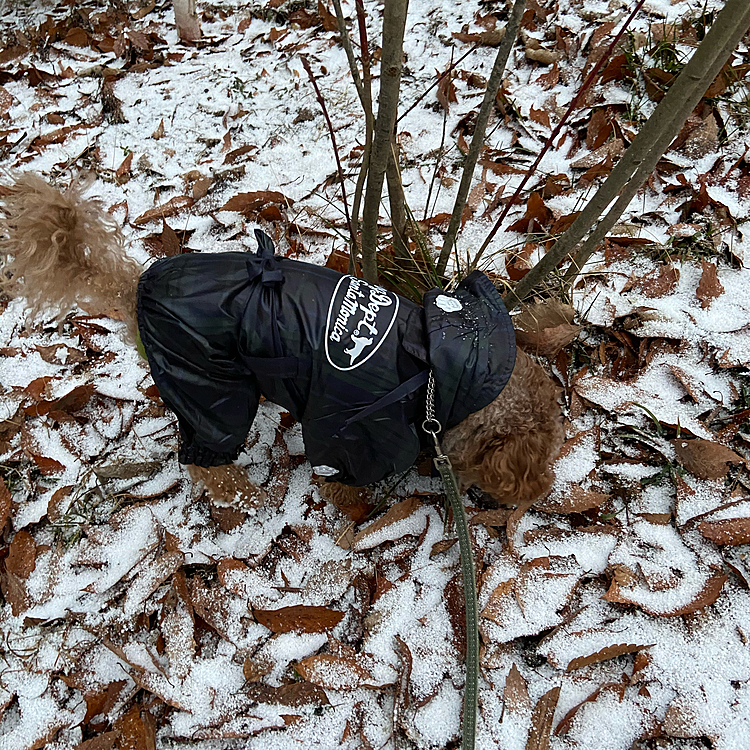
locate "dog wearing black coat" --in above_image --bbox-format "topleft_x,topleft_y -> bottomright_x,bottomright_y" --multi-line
0,174 -> 564,510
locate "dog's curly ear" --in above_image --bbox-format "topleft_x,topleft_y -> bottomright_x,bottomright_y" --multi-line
474,430 -> 555,507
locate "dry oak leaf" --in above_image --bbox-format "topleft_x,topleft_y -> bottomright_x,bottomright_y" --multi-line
114,703 -> 157,750
219,190 -> 293,215
525,46 -> 558,65
604,572 -> 727,616
508,191 -> 553,234
698,517 -> 750,546
452,28 -> 506,46
671,438 -> 744,480
566,643 -> 652,672
253,604 -> 344,634
504,663 -> 531,714
296,654 -> 374,690
571,138 -> 624,170
7,528 -> 37,579
629,263 -> 680,298
246,681 -> 330,707
0,476 -> 11,532
25,383 -> 95,417
437,71 -> 458,112
529,106 -> 551,129
527,685 -> 561,750
133,195 -> 195,225
352,495 -> 422,550
696,260 -> 724,308
76,730 -> 118,750
536,486 -> 609,514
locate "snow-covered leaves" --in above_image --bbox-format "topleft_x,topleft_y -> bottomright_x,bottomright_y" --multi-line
1,0 -> 750,748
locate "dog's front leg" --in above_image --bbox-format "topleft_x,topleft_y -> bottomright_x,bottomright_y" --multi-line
186,464 -> 267,510
315,480 -> 373,521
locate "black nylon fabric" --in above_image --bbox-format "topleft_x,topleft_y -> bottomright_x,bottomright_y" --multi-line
136,239 -> 516,485
424,271 -> 517,430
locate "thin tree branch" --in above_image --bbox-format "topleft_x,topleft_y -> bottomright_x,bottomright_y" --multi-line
350,0 -> 374,273
331,0 -> 366,108
361,0 -> 409,283
436,0 -> 526,276
397,43 -> 478,124
504,0 -> 750,311
300,55 -> 357,251
386,133 -> 408,259
468,0 -> 648,273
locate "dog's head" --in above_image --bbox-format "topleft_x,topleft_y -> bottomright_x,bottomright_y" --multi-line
442,349 -> 564,507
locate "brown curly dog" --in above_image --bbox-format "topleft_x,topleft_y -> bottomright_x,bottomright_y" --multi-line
0,173 -> 564,511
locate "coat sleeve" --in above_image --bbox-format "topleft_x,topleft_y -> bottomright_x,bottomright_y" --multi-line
136,258 -> 259,467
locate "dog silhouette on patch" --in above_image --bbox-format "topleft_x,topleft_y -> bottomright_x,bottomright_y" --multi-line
345,333 -> 373,365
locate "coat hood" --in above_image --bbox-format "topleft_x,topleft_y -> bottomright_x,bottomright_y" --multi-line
423,271 -> 516,430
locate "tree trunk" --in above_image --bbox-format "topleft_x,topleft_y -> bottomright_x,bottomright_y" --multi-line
360,0 -> 409,283
174,0 -> 201,42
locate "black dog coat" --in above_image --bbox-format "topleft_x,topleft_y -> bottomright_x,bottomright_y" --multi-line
136,231 -> 516,486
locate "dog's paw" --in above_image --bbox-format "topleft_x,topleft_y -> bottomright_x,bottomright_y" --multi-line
316,480 -> 373,523
187,463 -> 267,510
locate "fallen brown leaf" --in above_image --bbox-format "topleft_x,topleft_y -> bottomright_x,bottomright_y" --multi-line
698,517 -> 750,545
253,605 -> 344,634
628,263 -> 680,298
25,384 -> 95,417
437,71 -> 457,112
219,190 -> 293,216
133,195 -> 194,225
352,496 -> 422,550
529,106 -> 551,129
525,46 -> 558,65
696,261 -> 724,308
508,192 -> 553,234
6,528 -> 37,579
671,438 -> 744,480
566,643 -> 652,672
0,476 -> 11,531
296,653 -> 374,690
526,685 -> 561,750
536,486 -> 609,514
504,663 -> 531,714
452,28 -> 506,46
604,572 -> 727,616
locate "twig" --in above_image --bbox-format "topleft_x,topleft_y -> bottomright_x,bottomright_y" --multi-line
504,0 -> 750,310
397,43 -> 478,124
468,0 -> 648,273
300,55 -> 357,251
424,48 -> 454,222
436,0 -> 526,275
351,0 -> 374,273
331,0 -> 366,108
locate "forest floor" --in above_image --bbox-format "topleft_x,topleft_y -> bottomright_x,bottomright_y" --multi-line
1,0 -> 750,748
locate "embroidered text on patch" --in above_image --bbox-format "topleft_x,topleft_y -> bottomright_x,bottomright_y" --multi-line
325,276 -> 399,371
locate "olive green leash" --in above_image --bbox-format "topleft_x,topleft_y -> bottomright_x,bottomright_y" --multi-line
423,373 -> 479,750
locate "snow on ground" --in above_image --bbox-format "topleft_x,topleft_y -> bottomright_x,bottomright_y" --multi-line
1,0 -> 750,748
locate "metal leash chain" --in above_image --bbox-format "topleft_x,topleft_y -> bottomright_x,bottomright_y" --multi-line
422,372 -> 479,750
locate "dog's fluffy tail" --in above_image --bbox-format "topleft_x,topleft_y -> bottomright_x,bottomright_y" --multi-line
0,173 -> 141,341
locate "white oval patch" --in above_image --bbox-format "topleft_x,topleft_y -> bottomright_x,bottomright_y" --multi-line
435,294 -> 463,313
313,464 -> 339,477
324,276 -> 400,371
